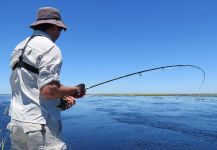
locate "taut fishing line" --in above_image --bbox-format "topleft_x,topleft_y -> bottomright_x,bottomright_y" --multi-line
87,68 -> 164,95
88,73 -> 141,94
85,65 -> 206,92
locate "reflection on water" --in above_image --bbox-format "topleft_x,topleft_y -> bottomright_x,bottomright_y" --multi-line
1,95 -> 217,150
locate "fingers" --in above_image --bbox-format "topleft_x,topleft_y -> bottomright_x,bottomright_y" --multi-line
65,96 -> 76,108
68,96 -> 76,106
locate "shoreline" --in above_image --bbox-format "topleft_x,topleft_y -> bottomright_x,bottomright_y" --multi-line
88,93 -> 217,97
1,93 -> 217,97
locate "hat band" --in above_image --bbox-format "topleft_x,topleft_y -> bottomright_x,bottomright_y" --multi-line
37,17 -> 61,21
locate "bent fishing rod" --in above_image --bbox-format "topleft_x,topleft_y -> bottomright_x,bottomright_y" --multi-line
85,65 -> 205,90
58,65 -> 205,110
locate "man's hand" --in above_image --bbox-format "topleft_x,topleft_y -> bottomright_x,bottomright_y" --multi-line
56,83 -> 85,110
71,84 -> 86,98
57,95 -> 76,111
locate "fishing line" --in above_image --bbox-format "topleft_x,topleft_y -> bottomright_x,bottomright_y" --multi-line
88,73 -> 142,94
87,68 -> 165,95
85,65 -> 206,91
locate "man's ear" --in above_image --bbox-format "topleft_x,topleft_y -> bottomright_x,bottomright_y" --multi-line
45,25 -> 56,33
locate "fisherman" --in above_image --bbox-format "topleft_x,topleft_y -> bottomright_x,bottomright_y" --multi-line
7,7 -> 85,149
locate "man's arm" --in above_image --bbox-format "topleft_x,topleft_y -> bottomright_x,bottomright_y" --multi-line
40,81 -> 85,99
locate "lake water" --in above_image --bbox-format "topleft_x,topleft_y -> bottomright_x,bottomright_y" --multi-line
0,95 -> 217,150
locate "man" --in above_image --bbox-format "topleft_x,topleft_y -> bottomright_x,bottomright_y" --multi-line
7,7 -> 85,149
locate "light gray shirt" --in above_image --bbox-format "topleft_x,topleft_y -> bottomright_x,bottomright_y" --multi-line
9,30 -> 62,124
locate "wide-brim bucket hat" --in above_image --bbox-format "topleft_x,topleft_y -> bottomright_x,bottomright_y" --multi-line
30,7 -> 67,31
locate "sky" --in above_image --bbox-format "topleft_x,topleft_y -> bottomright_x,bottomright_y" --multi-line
0,0 -> 217,94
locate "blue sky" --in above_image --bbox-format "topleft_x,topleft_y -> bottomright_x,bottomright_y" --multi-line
0,0 -> 217,94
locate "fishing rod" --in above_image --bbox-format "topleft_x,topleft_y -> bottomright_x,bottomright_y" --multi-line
58,64 -> 205,110
86,65 -> 205,90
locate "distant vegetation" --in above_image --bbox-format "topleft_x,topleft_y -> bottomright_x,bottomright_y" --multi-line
89,93 -> 217,97
1,93 -> 217,97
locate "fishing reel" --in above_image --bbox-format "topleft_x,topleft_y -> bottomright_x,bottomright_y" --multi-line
57,96 -> 69,111
57,84 -> 86,110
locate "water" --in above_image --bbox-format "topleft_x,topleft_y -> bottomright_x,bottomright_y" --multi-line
1,95 -> 217,150
0,95 -> 11,149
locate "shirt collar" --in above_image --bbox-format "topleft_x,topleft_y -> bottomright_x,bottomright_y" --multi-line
32,30 -> 53,41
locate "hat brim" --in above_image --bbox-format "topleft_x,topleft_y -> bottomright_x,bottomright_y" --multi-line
30,19 -> 67,31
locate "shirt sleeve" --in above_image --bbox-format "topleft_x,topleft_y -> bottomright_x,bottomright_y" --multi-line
37,45 -> 62,89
